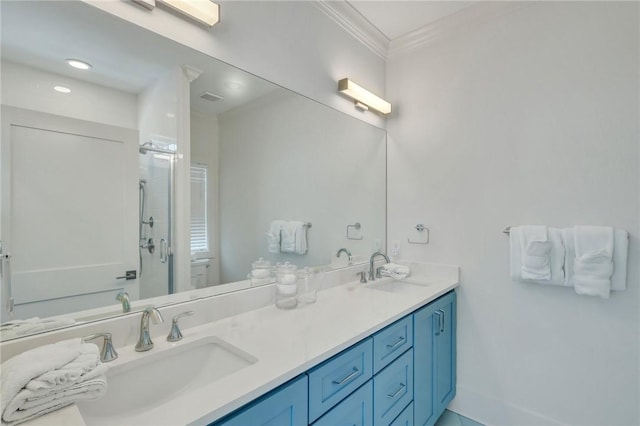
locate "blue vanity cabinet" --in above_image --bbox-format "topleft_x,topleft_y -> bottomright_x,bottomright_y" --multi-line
213,375 -> 308,426
413,291 -> 457,426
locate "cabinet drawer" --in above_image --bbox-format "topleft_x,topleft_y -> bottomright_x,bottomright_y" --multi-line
373,349 -> 413,426
312,381 -> 373,426
308,338 -> 373,422
373,316 -> 413,373
389,402 -> 413,426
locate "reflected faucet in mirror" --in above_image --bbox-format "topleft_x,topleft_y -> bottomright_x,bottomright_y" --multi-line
336,248 -> 353,265
116,291 -> 131,313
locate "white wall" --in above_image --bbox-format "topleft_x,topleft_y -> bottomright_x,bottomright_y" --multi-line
1,60 -> 137,129
218,90 -> 386,283
83,0 -> 386,129
191,111 -> 221,286
386,3 -> 639,425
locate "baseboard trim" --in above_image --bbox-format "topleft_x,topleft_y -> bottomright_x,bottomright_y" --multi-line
448,385 -> 564,426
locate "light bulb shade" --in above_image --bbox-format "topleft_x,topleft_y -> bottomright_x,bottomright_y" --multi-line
338,78 -> 391,115
158,0 -> 219,27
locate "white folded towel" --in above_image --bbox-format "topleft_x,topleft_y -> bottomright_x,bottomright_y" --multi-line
1,339 -> 108,426
266,220 -> 286,253
279,221 -> 307,255
563,228 -> 628,291
570,226 -> 615,299
510,227 -> 565,285
519,226 -> 552,280
0,317 -> 76,339
380,263 -> 411,280
294,221 -> 308,255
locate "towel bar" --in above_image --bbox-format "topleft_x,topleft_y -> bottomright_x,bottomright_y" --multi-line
502,226 -> 628,239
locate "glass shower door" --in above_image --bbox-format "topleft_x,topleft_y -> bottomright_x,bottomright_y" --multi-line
139,145 -> 175,298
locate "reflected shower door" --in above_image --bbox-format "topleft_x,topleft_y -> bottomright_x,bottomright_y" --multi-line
139,148 -> 174,298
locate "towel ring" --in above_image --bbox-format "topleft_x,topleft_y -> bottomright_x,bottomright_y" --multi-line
347,222 -> 363,240
408,224 -> 429,245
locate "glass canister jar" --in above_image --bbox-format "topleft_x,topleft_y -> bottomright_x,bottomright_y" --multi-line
275,262 -> 298,309
248,257 -> 273,287
298,267 -> 321,304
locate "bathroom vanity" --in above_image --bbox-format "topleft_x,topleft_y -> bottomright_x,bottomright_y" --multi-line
3,262 -> 458,426
214,291 -> 456,426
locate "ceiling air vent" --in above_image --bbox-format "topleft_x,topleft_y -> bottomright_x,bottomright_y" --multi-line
200,91 -> 224,102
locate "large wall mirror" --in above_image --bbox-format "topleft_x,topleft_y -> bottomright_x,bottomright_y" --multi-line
0,1 -> 386,341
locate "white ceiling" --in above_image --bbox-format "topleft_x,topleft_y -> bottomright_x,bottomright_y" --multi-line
347,1 -> 476,40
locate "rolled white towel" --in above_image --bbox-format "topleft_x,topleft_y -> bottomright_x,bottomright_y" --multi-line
381,263 -> 411,280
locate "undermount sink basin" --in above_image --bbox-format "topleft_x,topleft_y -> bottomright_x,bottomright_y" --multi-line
77,336 -> 257,425
366,277 -> 432,293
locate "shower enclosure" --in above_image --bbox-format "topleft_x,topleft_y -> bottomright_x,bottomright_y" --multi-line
138,141 -> 176,298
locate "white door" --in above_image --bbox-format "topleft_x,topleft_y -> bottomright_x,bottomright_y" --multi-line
1,106 -> 139,320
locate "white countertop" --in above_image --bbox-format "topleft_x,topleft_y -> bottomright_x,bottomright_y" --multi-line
21,267 -> 458,426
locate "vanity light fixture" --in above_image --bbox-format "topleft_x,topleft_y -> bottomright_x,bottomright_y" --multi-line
157,0 -> 219,27
65,59 -> 92,70
338,78 -> 391,115
54,86 -> 71,94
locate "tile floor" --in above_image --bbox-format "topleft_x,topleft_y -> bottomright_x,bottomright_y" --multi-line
435,410 -> 484,426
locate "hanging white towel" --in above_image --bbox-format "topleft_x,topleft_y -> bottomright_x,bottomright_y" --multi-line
519,226 -> 552,281
565,226 -> 615,299
266,220 -> 286,253
563,228 -> 627,291
510,227 -> 565,285
294,221 -> 308,255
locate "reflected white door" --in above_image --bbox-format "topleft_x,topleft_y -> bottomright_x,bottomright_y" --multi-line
1,106 -> 139,320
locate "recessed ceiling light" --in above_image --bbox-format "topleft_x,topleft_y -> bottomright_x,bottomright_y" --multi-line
224,81 -> 243,90
54,86 -> 71,94
65,59 -> 92,70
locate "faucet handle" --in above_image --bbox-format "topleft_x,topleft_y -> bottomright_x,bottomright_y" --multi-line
83,332 -> 118,362
355,271 -> 367,284
167,311 -> 195,342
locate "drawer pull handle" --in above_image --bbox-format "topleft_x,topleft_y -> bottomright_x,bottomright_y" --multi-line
386,336 -> 405,350
386,383 -> 406,399
332,367 -> 360,385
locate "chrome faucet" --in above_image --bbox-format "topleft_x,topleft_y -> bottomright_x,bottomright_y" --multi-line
135,306 -> 163,352
369,251 -> 390,281
336,248 -> 353,264
116,290 -> 131,313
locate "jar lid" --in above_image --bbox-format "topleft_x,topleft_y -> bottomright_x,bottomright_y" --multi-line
252,257 -> 271,269
276,261 -> 297,272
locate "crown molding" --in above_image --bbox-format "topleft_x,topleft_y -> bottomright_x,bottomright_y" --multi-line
388,2 -> 533,59
314,1 -> 389,60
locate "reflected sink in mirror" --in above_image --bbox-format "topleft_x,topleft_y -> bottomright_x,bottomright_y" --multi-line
76,336 -> 257,425
366,278 -> 433,294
